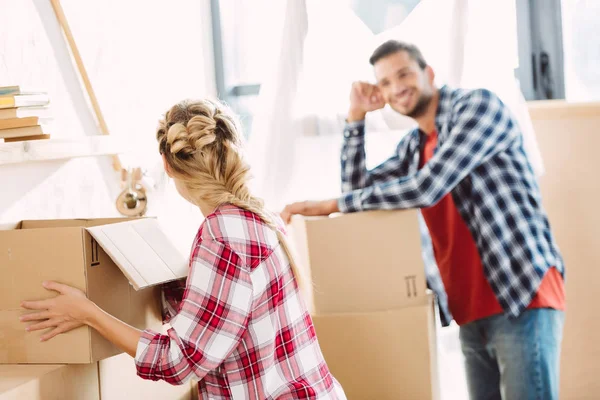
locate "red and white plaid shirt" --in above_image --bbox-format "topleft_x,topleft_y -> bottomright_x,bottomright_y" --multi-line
135,204 -> 346,399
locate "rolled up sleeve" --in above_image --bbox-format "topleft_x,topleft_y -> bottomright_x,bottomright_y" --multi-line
135,238 -> 253,385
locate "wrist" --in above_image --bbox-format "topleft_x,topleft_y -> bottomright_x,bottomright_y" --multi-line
82,300 -> 101,327
328,198 -> 340,214
347,108 -> 366,123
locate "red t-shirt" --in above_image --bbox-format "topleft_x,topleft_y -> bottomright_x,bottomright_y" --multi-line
419,130 -> 565,325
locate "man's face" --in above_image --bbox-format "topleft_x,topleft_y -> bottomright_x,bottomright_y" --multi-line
373,50 -> 434,118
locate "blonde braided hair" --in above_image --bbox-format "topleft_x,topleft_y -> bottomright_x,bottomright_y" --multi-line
157,99 -> 306,291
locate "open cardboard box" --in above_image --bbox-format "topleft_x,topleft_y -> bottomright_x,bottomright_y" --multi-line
0,218 -> 188,364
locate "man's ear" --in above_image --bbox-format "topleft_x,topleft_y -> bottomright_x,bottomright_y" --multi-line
425,65 -> 435,84
161,153 -> 173,178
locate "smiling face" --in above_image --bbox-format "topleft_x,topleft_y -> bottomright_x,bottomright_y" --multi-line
373,50 -> 436,119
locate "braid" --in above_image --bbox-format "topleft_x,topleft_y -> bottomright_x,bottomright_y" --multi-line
225,194 -> 308,291
156,99 -> 308,292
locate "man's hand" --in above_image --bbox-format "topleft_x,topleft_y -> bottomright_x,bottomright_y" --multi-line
348,81 -> 385,122
280,199 -> 340,225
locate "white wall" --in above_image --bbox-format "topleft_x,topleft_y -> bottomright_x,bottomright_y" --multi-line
1,0 -> 117,222
1,0 -> 214,251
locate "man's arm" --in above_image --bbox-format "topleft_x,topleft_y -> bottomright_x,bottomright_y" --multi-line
341,81 -> 413,192
341,120 -> 415,192
339,89 -> 518,212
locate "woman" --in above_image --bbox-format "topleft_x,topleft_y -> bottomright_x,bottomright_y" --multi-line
20,99 -> 346,399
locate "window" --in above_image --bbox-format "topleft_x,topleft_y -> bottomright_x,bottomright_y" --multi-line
211,0 -> 600,135
515,0 -> 566,100
561,0 -> 600,102
515,0 -> 600,102
210,0 -> 286,136
210,0 -> 420,137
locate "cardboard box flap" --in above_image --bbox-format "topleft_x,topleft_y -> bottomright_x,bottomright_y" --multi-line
87,219 -> 188,290
21,217 -> 136,229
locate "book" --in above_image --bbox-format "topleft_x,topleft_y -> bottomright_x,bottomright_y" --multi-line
0,86 -> 44,95
3,134 -> 51,142
0,93 -> 50,109
0,106 -> 52,120
0,116 -> 52,130
0,86 -> 19,95
0,125 -> 50,139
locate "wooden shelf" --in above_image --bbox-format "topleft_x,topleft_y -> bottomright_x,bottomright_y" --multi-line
0,136 -> 123,166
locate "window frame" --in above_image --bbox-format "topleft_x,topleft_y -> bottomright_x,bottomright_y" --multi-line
514,0 -> 566,101
209,0 -> 261,104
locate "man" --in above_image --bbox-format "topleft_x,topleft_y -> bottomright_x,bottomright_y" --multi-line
281,40 -> 565,400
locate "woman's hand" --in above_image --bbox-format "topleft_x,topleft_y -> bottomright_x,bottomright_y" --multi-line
20,281 -> 95,342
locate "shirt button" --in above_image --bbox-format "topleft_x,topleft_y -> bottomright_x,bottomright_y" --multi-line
341,155 -> 347,161
344,131 -> 350,138
352,129 -> 358,135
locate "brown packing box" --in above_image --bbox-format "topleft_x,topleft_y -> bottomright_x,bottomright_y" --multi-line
0,218 -> 188,364
530,104 -> 600,399
98,353 -> 195,400
0,364 -> 99,400
312,294 -> 440,400
0,357 -> 197,400
290,210 -> 426,314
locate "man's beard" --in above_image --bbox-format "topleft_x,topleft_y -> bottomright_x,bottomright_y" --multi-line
405,91 -> 433,119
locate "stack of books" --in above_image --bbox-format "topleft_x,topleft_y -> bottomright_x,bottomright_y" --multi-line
0,85 -> 52,142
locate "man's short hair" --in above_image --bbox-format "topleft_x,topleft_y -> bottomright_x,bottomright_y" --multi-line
369,40 -> 427,69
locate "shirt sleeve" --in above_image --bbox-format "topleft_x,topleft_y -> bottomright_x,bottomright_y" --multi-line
160,278 -> 187,324
134,238 -> 253,385
338,89 -> 518,213
340,120 -> 415,193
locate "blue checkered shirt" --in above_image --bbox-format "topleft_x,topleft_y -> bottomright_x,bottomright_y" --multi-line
338,85 -> 564,325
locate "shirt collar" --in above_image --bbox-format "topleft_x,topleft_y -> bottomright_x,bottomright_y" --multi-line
435,85 -> 454,129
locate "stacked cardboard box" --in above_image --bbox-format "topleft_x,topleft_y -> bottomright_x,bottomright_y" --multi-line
291,210 -> 440,400
0,218 -> 197,399
530,104 -> 600,399
0,360 -> 196,400
0,364 -> 99,400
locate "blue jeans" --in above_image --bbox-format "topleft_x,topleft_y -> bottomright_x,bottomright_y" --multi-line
459,309 -> 564,400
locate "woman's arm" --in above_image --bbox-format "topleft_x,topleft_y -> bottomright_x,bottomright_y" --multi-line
20,281 -> 141,357
21,234 -> 253,385
85,303 -> 142,357
134,237 -> 252,383
161,278 -> 187,323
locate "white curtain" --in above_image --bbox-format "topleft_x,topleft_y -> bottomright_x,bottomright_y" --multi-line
375,0 -> 545,176
248,0 -> 544,211
246,0 -> 309,211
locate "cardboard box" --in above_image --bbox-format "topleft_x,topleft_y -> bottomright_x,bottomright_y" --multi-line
0,218 -> 188,364
531,107 -> 600,399
290,210 -> 426,314
0,357 -> 197,400
312,295 -> 439,400
0,364 -> 99,400
98,353 -> 195,400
